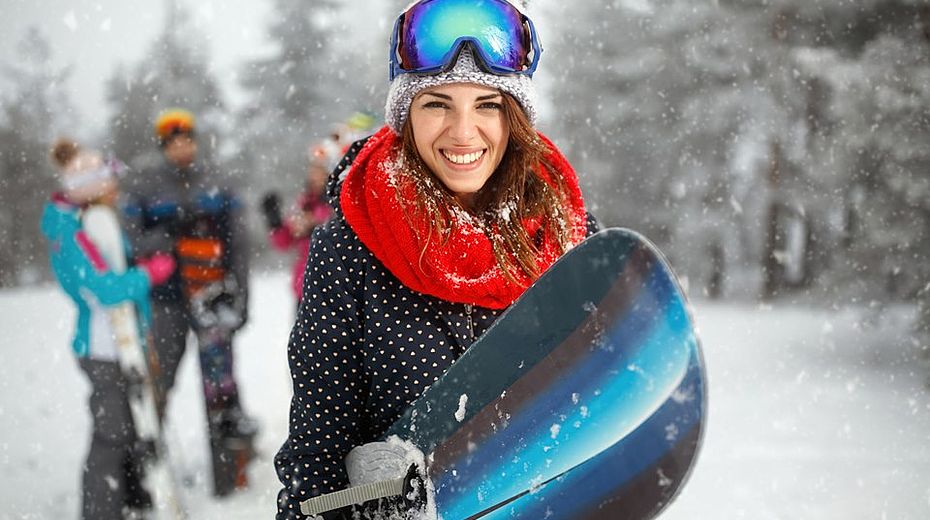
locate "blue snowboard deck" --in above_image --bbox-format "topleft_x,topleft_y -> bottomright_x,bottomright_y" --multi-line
385,228 -> 706,520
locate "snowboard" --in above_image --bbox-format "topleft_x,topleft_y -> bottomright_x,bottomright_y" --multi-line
174,234 -> 256,496
391,227 -> 707,519
187,277 -> 256,496
82,205 -> 185,519
300,228 -> 706,519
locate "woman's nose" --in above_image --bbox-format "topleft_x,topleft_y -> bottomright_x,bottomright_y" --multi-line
447,110 -> 478,142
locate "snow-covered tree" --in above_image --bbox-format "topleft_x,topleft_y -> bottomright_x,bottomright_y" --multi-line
541,0 -> 928,306
0,27 -> 76,286
543,0 -> 810,296
104,1 -> 226,176
234,0 -> 384,200
793,1 -> 930,330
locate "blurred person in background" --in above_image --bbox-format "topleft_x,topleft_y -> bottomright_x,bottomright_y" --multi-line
122,109 -> 258,496
317,111 -> 379,172
261,142 -> 335,307
42,138 -> 176,519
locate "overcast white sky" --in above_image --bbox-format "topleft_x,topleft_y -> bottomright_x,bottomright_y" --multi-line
1,0 -> 276,133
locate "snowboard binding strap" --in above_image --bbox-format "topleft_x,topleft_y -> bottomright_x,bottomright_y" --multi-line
299,464 -> 421,516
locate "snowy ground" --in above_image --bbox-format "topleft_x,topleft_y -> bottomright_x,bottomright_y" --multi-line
1,271 -> 929,519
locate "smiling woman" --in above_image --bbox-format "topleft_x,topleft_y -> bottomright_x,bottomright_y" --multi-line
273,1 -> 597,518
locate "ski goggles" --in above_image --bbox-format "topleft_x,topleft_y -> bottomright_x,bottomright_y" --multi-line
389,0 -> 542,81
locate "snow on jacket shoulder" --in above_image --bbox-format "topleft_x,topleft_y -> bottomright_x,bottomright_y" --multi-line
274,139 -> 599,519
41,196 -> 152,359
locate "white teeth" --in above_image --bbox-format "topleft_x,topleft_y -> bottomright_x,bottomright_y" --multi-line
443,150 -> 484,165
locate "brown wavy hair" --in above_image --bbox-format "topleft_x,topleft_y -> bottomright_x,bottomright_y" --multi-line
399,92 -> 575,283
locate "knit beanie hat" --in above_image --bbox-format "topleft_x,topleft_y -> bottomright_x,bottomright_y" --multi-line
58,150 -> 122,204
154,108 -> 196,147
385,47 -> 537,134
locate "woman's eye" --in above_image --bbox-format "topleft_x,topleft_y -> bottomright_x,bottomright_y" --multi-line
422,101 -> 447,109
478,102 -> 503,110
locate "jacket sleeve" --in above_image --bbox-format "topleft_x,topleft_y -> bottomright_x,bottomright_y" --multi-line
121,193 -> 177,258
269,225 -> 296,251
67,229 -> 152,306
274,227 -> 369,519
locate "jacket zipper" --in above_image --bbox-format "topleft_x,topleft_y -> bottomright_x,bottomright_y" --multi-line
464,304 -> 474,343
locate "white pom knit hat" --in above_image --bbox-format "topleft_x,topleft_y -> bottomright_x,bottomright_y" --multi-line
384,47 -> 537,134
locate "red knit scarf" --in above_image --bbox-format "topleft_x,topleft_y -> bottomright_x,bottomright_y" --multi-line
341,125 -> 588,309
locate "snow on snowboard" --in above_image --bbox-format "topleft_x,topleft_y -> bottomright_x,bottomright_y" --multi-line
302,228 -> 706,519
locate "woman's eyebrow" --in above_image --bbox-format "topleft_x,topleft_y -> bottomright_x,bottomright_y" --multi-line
421,92 -> 453,100
419,92 -> 503,101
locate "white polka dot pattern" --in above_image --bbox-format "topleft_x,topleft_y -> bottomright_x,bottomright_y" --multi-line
274,213 -> 502,518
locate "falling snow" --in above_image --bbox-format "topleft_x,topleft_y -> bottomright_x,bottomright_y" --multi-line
0,271 -> 928,518
1,0 -> 929,518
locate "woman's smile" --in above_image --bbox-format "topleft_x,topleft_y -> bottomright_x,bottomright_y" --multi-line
441,148 -> 486,166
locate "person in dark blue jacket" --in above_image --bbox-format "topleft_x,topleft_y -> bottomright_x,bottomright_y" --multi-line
122,109 -> 257,496
274,1 -> 598,518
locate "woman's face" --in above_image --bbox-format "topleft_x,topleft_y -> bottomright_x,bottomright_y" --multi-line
409,83 -> 510,209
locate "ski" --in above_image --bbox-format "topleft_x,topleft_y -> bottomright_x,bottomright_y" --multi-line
83,205 -> 185,519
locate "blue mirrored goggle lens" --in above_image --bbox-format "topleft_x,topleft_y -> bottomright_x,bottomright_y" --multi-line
395,0 -> 535,77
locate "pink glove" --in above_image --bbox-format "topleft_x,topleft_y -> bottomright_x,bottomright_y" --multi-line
137,253 -> 176,286
269,226 -> 294,250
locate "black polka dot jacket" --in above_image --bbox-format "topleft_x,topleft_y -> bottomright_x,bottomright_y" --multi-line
274,139 -> 599,519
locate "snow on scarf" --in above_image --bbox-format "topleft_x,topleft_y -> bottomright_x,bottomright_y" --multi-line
341,125 -> 588,309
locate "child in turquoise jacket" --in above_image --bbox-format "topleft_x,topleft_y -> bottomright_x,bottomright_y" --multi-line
41,139 -> 175,520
